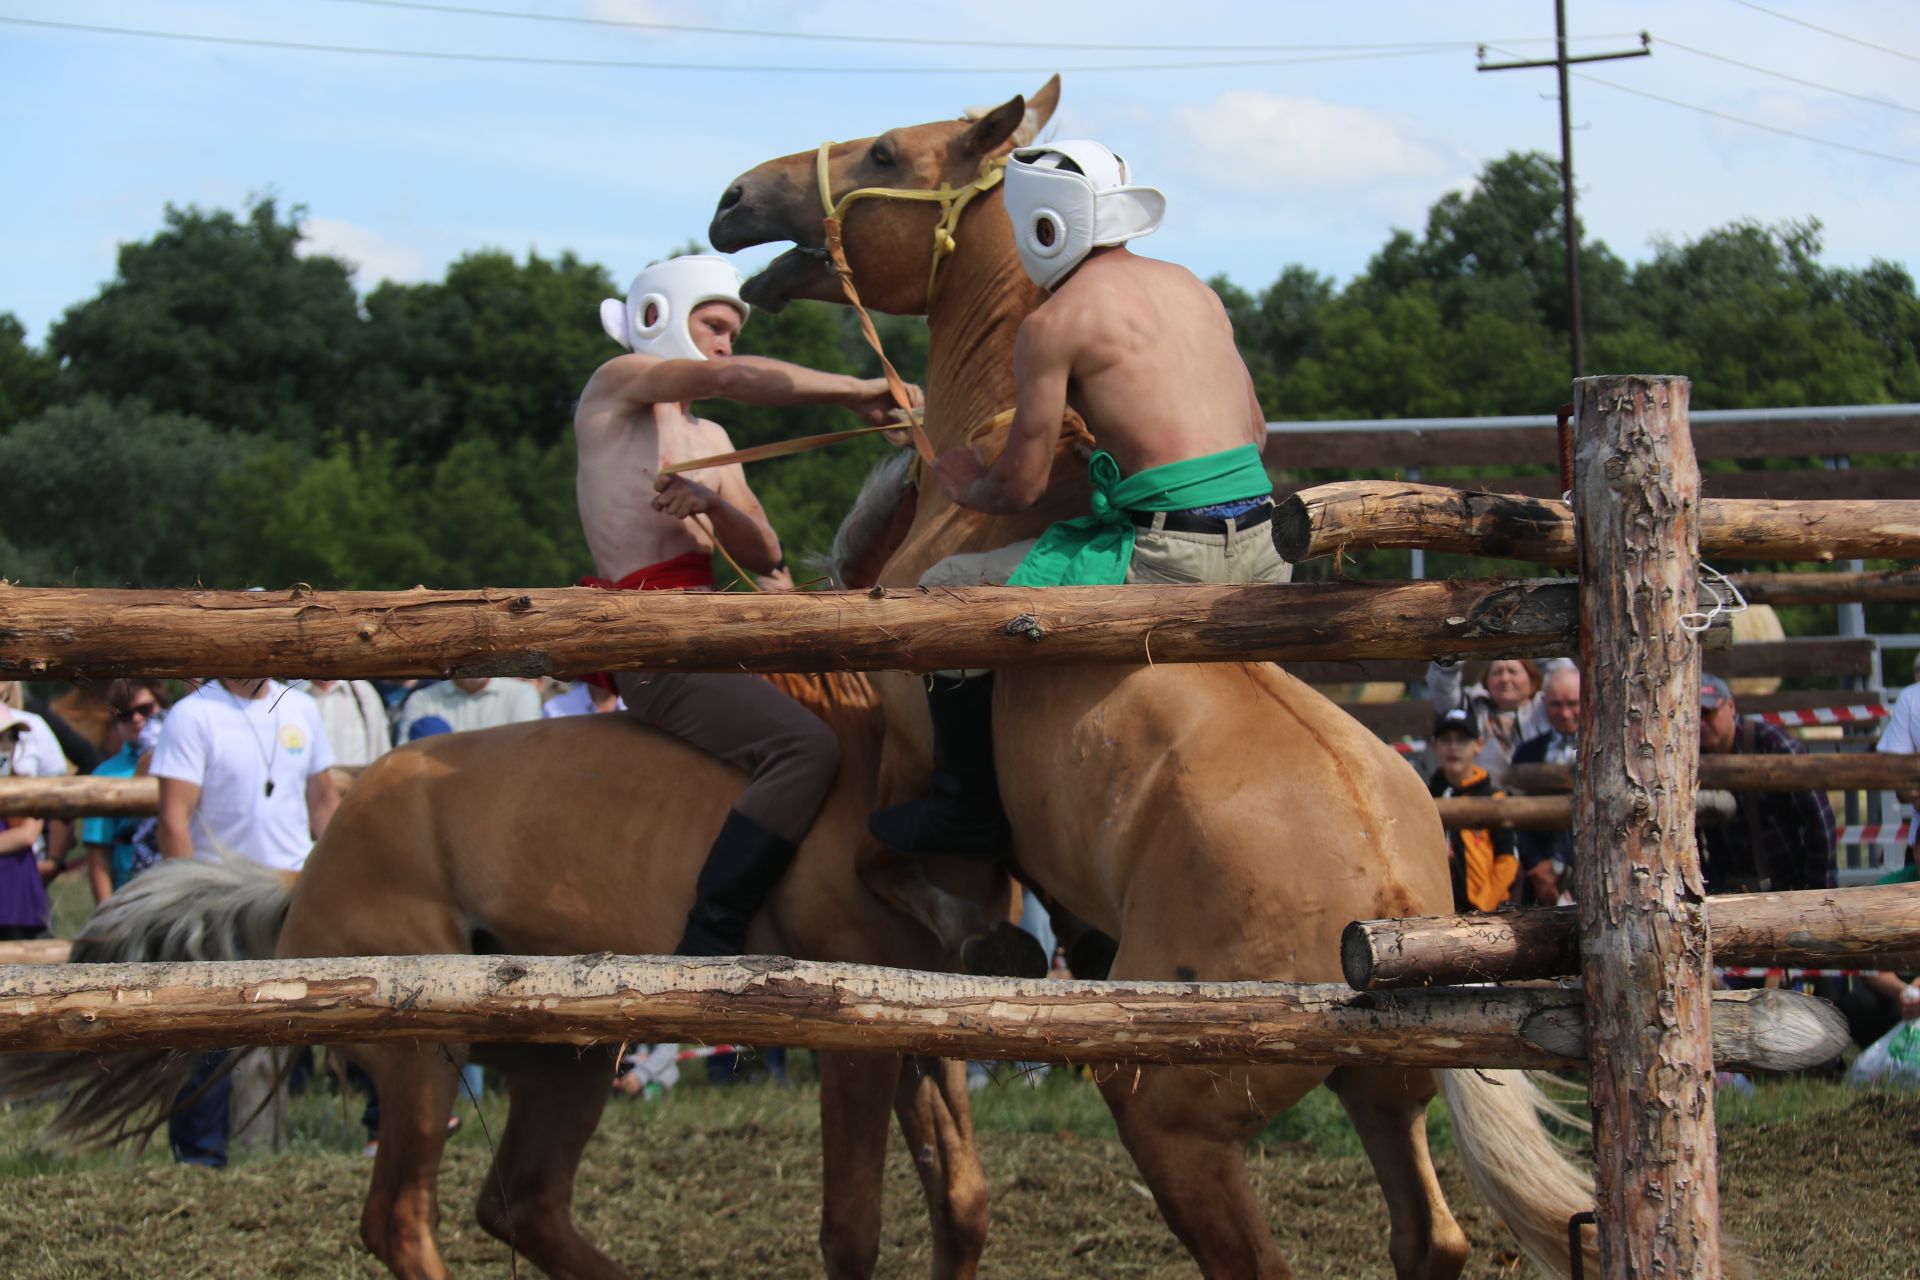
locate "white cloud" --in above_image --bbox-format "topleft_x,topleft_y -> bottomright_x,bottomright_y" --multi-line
296,216 -> 434,286
1169,90 -> 1462,194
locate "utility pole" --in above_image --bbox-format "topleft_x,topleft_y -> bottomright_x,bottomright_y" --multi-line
1479,3 -> 1649,379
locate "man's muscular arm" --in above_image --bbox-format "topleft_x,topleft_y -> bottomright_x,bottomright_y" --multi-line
934,313 -> 1070,513
594,354 -> 903,426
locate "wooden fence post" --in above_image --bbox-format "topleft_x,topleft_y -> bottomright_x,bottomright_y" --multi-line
1574,374 -> 1722,1277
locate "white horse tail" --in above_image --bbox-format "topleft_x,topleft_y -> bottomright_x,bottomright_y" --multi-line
0,858 -> 294,1152
1440,1068 -> 1598,1278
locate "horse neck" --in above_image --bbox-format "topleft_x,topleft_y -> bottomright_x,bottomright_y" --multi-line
876,195 -> 1068,585
922,199 -> 1037,450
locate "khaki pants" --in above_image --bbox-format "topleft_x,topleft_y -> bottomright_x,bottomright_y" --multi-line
920,518 -> 1291,674
919,518 -> 1293,589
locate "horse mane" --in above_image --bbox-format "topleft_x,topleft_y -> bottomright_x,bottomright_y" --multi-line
812,449 -> 918,589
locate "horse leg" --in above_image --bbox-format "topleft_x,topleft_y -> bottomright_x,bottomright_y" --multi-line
353,1043 -> 463,1280
1098,1061 -> 1324,1279
816,1050 -> 901,1279
1325,1066 -> 1470,1280
472,1045 -> 629,1280
893,1056 -> 989,1280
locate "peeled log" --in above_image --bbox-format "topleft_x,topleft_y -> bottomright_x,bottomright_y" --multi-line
0,578 -> 1591,681
1731,569 -> 1920,606
1272,480 -> 1920,566
0,940 -> 73,965
0,954 -> 1844,1074
1343,882 -> 1920,990
1507,754 -> 1920,795
1435,791 -> 1734,831
0,776 -> 155,820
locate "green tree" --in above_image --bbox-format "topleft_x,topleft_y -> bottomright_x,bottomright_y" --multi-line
348,249 -> 618,459
0,314 -> 58,429
47,200 -> 362,448
0,396 -> 267,586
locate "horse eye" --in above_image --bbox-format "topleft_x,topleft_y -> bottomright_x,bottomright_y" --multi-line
870,144 -> 894,167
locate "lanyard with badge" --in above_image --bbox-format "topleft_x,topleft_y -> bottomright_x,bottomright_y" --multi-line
231,684 -> 282,797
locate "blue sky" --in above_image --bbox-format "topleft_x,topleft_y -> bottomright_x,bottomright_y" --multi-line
3,0 -> 1917,344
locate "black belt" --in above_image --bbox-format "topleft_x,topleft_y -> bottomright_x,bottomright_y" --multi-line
1129,500 -> 1274,535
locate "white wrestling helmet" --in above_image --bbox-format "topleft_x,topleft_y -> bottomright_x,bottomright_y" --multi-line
599,254 -> 750,361
1002,140 -> 1166,291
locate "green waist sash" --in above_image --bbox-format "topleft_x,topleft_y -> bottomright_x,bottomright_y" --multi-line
1006,443 -> 1271,588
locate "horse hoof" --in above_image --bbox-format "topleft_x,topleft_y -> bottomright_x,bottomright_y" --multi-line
961,922 -> 1049,979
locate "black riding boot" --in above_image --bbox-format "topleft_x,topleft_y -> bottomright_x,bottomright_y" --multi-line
676,809 -> 800,957
867,674 -> 1011,860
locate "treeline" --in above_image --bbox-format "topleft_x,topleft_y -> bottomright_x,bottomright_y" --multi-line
2,152 -> 1916,595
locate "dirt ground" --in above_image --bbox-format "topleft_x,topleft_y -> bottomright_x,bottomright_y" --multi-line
0,1079 -> 1913,1278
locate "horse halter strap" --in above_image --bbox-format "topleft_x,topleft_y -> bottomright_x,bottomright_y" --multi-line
814,141 -> 1007,306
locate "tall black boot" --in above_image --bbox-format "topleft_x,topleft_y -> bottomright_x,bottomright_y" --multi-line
676,809 -> 800,957
867,674 -> 1011,860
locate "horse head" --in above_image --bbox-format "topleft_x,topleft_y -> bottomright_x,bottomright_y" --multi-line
709,77 -> 1060,315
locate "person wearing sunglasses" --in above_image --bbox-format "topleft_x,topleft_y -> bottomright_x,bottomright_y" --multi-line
78,679 -> 169,900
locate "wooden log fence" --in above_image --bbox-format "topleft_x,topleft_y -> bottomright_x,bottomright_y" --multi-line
0,578 -> 1602,681
1271,480 -> 1920,566
1433,791 -> 1734,831
1574,373 -> 1720,1276
1507,753 -> 1920,795
1342,882 -> 1920,990
0,954 -> 1847,1074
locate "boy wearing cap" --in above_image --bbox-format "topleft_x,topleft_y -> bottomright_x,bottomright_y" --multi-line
576,254 -> 906,956
1427,707 -> 1520,914
871,141 -> 1289,857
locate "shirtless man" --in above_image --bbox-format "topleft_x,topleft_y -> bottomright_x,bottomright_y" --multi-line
577,253 -> 906,955
869,142 -> 1289,858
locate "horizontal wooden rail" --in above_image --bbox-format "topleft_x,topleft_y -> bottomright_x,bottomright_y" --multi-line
0,940 -> 75,964
0,578 -> 1599,681
0,776 -> 154,819
1266,405 -> 1920,469
1434,792 -> 1734,831
1508,754 -> 1920,794
1342,882 -> 1920,990
1273,481 -> 1920,565
1273,468 -> 1920,505
0,954 -> 1845,1073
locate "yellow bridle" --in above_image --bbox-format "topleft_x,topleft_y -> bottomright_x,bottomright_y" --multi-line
814,141 -> 1006,307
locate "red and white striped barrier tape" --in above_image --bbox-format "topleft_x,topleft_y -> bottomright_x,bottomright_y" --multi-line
1834,822 -> 1914,847
1752,704 -> 1889,727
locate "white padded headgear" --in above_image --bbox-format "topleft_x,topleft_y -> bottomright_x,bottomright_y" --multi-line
1002,141 -> 1165,291
599,254 -> 749,361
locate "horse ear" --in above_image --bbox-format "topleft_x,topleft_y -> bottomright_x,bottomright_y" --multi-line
1018,75 -> 1061,145
963,94 -> 1028,155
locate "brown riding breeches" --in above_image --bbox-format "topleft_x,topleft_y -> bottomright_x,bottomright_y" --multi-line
614,671 -> 841,844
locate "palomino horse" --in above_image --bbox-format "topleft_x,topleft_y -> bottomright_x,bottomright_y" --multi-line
710,79 -> 1596,1278
7,682 -> 1010,1279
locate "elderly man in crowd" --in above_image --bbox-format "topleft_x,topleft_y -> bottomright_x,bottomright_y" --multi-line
396,676 -> 542,740
1696,672 -> 1834,895
1507,664 -> 1581,904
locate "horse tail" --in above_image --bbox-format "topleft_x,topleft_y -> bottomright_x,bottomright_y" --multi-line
1439,1068 -> 1598,1279
0,858 -> 294,1152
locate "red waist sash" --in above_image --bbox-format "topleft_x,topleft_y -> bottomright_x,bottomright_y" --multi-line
579,550 -> 715,593
579,551 -> 715,689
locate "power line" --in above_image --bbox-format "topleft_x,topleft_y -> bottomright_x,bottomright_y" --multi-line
0,13 -> 1468,74
1655,36 -> 1920,116
1574,70 -> 1920,169
319,0 -> 1645,55
1725,0 -> 1919,65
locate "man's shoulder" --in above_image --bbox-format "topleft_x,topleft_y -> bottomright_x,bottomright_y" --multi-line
1748,718 -> 1805,755
1512,731 -> 1552,764
580,353 -> 665,415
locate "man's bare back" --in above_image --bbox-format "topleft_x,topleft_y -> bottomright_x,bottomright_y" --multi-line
932,245 -> 1265,511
